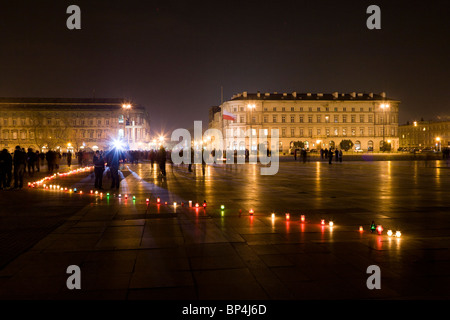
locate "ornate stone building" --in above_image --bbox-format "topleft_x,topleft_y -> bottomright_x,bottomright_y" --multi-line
209,91 -> 400,153
0,98 -> 151,152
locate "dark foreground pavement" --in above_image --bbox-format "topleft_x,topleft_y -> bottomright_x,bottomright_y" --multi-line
0,160 -> 449,302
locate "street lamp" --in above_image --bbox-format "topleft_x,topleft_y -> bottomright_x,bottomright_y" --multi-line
380,103 -> 390,151
247,104 -> 256,151
436,137 -> 441,152
122,103 -> 132,148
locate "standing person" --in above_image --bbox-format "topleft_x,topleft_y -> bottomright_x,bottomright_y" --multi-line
67,151 -> 72,168
0,149 -> 12,189
188,147 -> 195,172
46,150 -> 54,173
109,149 -> 121,190
328,148 -> 333,164
335,148 -> 339,162
157,146 -> 167,177
26,148 -> 36,176
13,146 -> 26,189
93,150 -> 105,189
339,149 -> 343,163
35,150 -> 40,172
294,149 -> 297,161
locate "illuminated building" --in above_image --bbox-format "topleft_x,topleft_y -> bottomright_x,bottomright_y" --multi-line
209,91 -> 400,153
399,120 -> 450,151
0,98 -> 151,152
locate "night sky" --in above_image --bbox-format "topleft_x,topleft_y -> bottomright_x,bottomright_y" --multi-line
0,0 -> 449,134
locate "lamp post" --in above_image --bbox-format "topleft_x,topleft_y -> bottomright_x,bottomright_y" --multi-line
247,104 -> 256,152
380,103 -> 390,151
436,137 -> 441,152
122,103 -> 132,149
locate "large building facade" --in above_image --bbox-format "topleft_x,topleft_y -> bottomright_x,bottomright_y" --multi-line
0,98 -> 151,152
399,120 -> 450,150
209,91 -> 400,153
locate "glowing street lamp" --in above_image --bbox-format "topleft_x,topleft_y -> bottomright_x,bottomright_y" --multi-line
436,137 -> 441,152
380,103 -> 390,151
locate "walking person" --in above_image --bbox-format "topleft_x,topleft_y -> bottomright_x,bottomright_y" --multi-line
13,146 -> 26,189
93,150 -> 105,189
328,148 -> 333,164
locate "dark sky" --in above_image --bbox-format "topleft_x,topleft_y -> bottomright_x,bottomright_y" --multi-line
0,0 -> 449,134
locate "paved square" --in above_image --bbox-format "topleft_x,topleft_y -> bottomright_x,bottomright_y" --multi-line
0,159 -> 449,300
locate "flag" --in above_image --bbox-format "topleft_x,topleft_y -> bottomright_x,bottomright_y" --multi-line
223,110 -> 236,121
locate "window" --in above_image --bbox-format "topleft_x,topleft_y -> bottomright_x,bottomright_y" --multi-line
317,107 -> 321,112
351,128 -> 356,136
368,115 -> 373,123
325,115 -> 330,123
309,107 -> 312,112
106,120 -> 110,125
316,115 -> 321,123
299,116 -> 304,123
290,116 -> 295,123
273,107 -> 277,111
89,120 -> 94,126
263,108 -> 268,111
282,115 -> 286,123
334,107 -> 338,112
351,115 -> 356,123
317,129 -> 321,135
342,115 -> 347,123
343,107 -> 347,111
368,128 -> 373,136
308,116 -> 313,123
118,115 -> 124,124
20,131 -> 26,139
360,108 -> 364,112
273,116 -> 277,123
97,120 -> 102,126
3,119 -> 7,126
264,116 -> 268,123
282,128 -> 286,137
360,128 -> 365,136
240,116 -> 244,123
291,128 -> 295,137
13,119 -> 17,126
334,115 -> 339,123
12,131 -> 18,139
308,128 -> 313,137
334,128 -> 338,136
342,128 -> 347,136
251,116 -> 256,123
282,107 -> 285,112
291,107 -> 295,111
300,128 -> 304,136
352,108 -> 355,112
360,115 -> 365,123
299,107 -> 303,111
326,128 -> 330,136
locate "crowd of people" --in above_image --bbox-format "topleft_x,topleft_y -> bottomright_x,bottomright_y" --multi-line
293,148 -> 344,164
